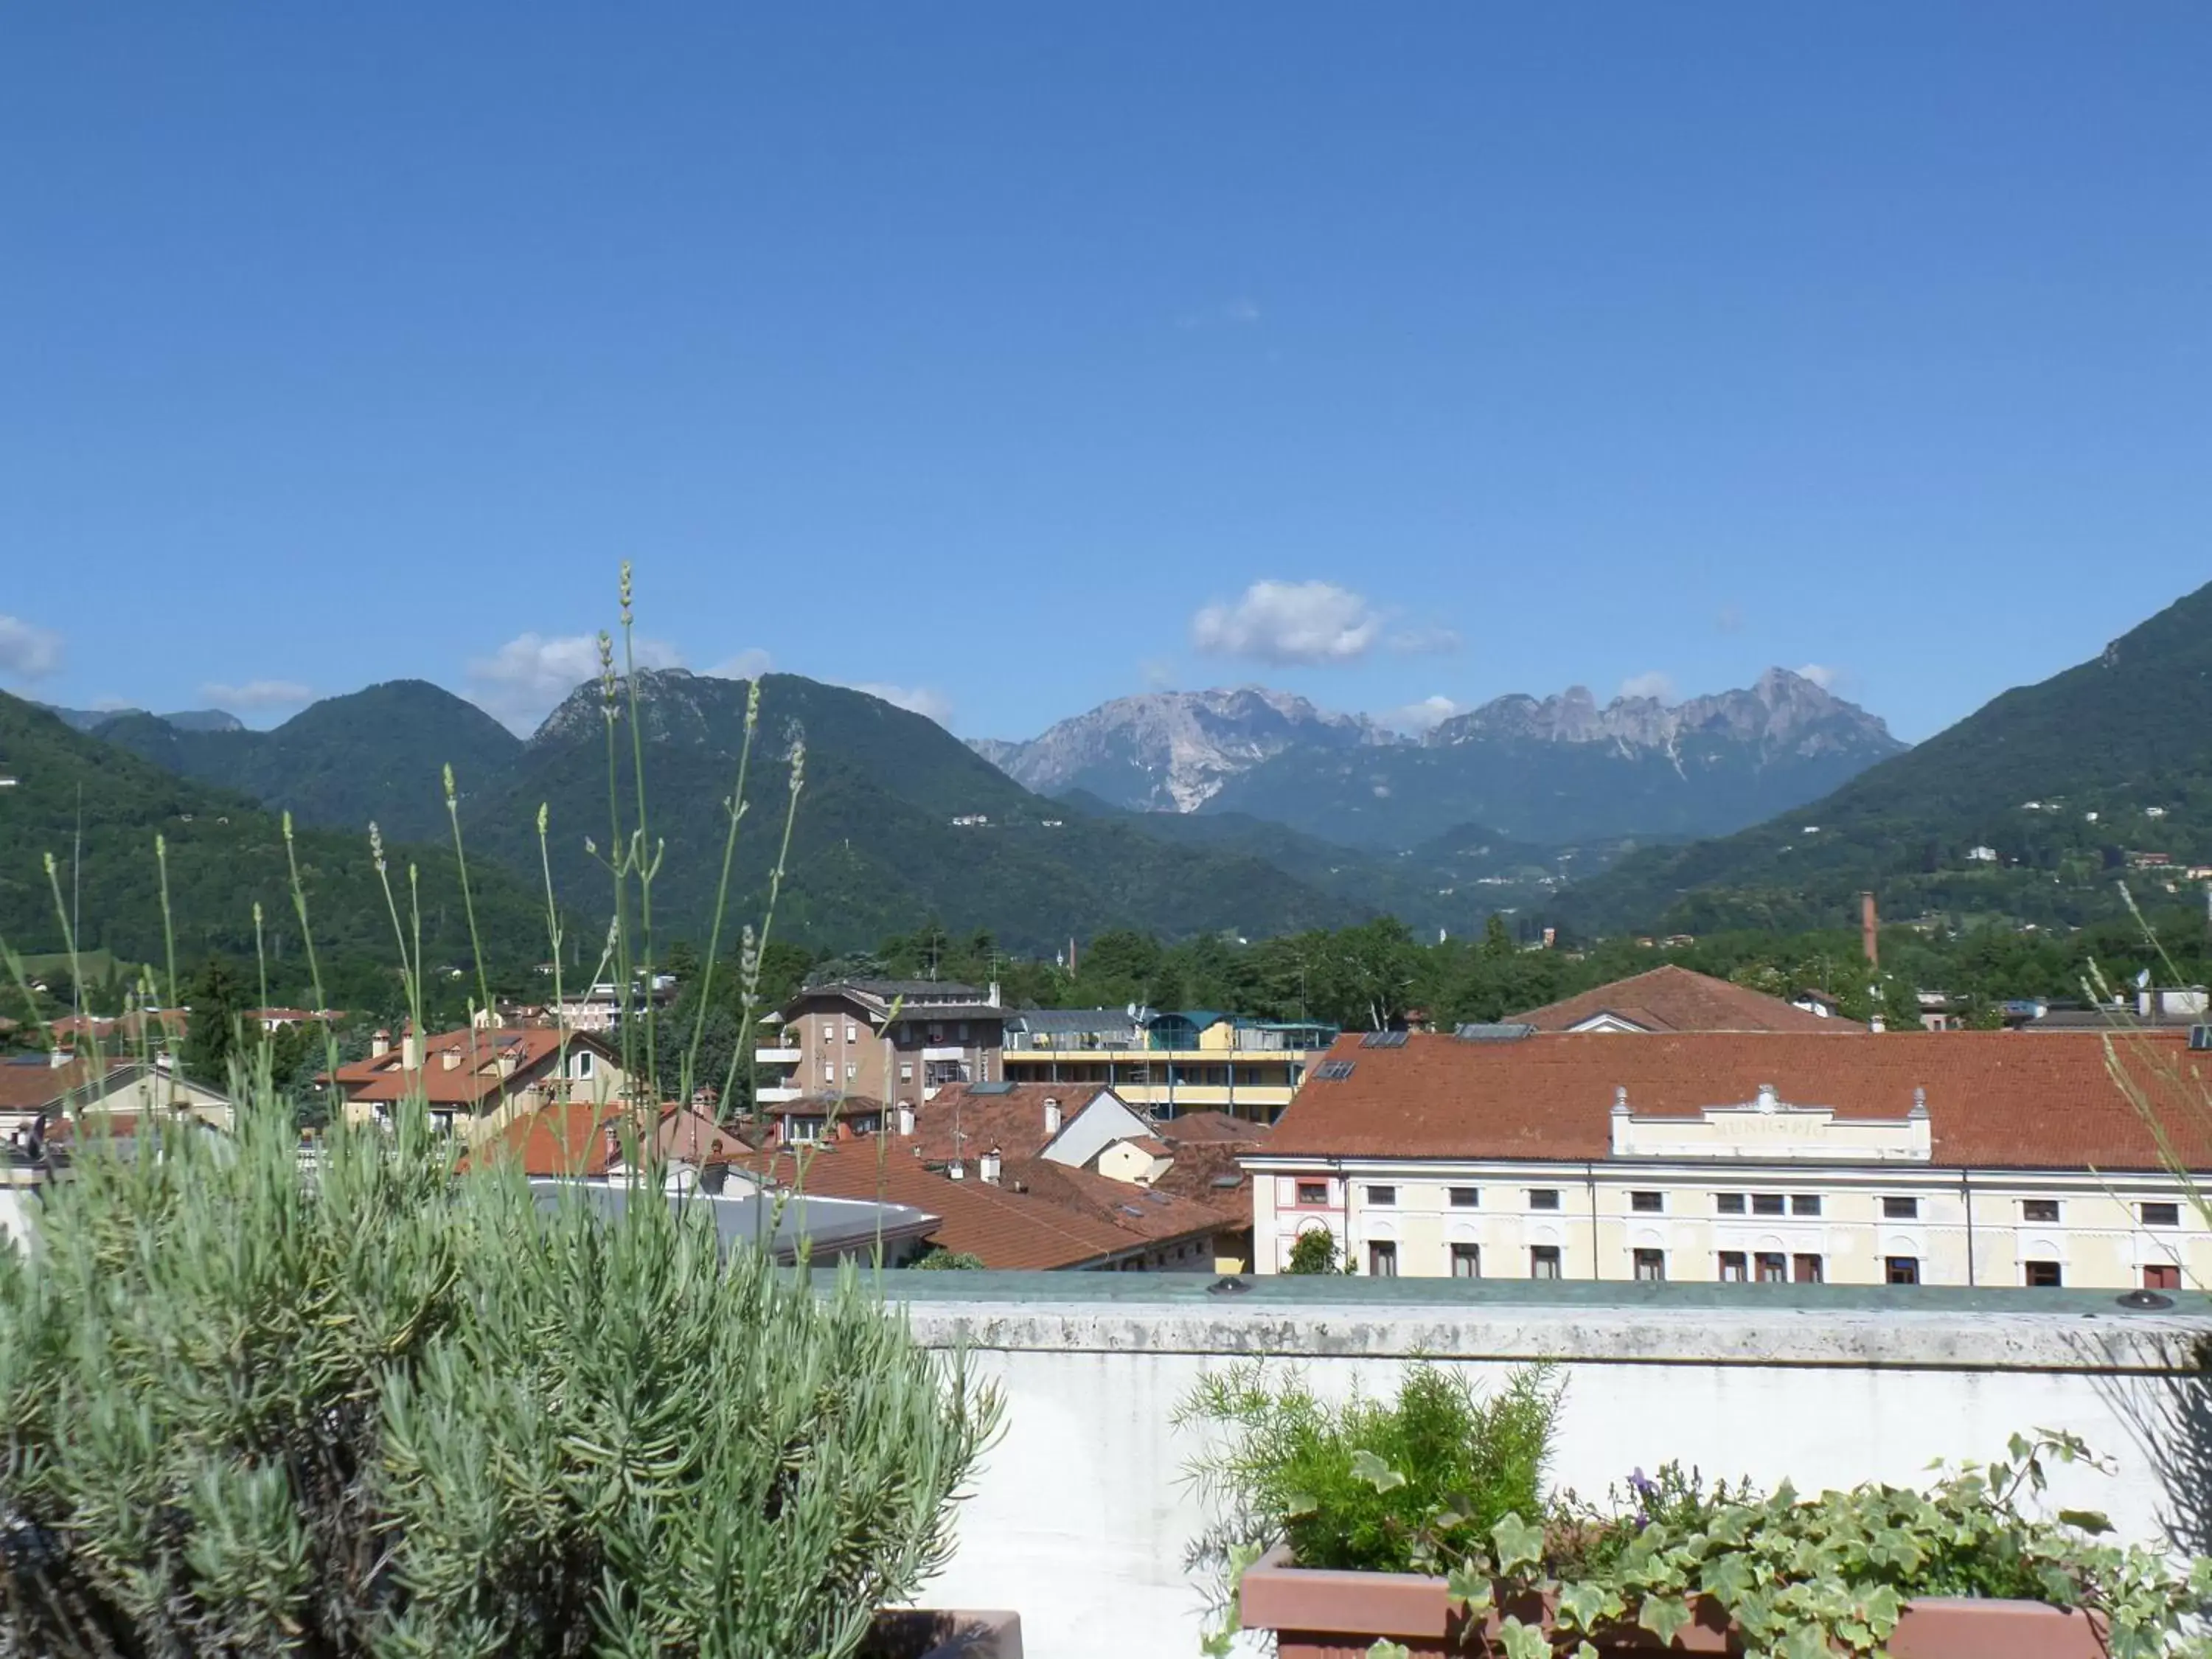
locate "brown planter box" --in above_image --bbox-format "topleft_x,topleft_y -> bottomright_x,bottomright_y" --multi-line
1240,1546 -> 2105,1659
860,1608 -> 1023,1658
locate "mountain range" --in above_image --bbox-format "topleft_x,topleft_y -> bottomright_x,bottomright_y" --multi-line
1556,580 -> 2212,934
978,667 -> 1905,849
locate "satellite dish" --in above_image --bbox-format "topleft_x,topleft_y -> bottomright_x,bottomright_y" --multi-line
2137,969 -> 2153,990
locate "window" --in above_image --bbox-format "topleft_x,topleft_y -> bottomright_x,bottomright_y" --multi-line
1793,1254 -> 1824,1284
785,1117 -> 819,1144
1449,1186 -> 1480,1208
1450,1243 -> 1481,1279
1755,1252 -> 1787,1283
1886,1256 -> 1921,1285
1630,1191 -> 1663,1214
845,1023 -> 858,1044
1718,1251 -> 1747,1281
1528,1189 -> 1562,1211
956,1022 -> 969,1041
1633,1248 -> 1666,1281
1366,1186 -> 1397,1206
821,1062 -> 836,1084
2144,1264 -> 2182,1291
2024,1260 -> 2063,1287
900,1062 -> 914,1082
1752,1194 -> 1785,1216
1791,1194 -> 1823,1217
844,1062 -> 858,1082
2142,1202 -> 2182,1228
2023,1199 -> 2061,1223
1367,1240 -> 1399,1277
1295,1180 -> 1329,1206
1530,1245 -> 1562,1280
1716,1193 -> 1746,1214
1883,1196 -> 1919,1220
574,1051 -> 594,1079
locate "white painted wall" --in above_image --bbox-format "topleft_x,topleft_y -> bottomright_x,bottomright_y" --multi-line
888,1287 -> 2212,1659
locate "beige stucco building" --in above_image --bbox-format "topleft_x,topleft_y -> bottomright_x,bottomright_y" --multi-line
1245,1029 -> 2212,1290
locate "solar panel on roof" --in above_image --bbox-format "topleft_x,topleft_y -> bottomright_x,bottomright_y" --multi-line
1312,1060 -> 1356,1081
966,1080 -> 1016,1095
1209,1174 -> 1242,1189
1360,1030 -> 1408,1048
1454,1023 -> 1536,1042
1119,1204 -> 1147,1217
1144,1190 -> 1171,1204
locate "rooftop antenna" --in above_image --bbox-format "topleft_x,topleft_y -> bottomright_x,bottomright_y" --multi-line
71,782 -> 82,1012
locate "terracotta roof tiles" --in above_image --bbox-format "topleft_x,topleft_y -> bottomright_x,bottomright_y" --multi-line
1512,966 -> 1867,1034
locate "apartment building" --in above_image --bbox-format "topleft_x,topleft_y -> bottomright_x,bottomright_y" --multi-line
1001,1007 -> 1338,1124
756,979 -> 1009,1109
1245,1028 -> 2212,1290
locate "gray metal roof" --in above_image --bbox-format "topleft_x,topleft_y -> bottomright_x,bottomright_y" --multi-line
532,1180 -> 939,1265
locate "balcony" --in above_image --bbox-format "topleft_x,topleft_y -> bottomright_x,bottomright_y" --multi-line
754,1046 -> 803,1065
755,1086 -> 804,1105
869,1274 -> 2212,1659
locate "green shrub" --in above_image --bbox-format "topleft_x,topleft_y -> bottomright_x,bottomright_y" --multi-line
1283,1228 -> 1351,1276
0,1088 -> 1001,1658
1178,1360 -> 1559,1578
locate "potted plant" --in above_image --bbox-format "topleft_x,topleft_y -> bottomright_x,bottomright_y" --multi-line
1180,1362 -> 2210,1659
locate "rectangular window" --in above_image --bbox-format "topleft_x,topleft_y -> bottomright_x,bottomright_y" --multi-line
845,1023 -> 858,1043
1752,1194 -> 1785,1216
956,1022 -> 969,1041
1886,1256 -> 1921,1285
785,1118 -> 819,1144
821,1062 -> 835,1084
1791,1194 -> 1823,1217
1632,1248 -> 1665,1281
1883,1196 -> 1919,1220
1295,1180 -> 1329,1206
1366,1185 -> 1397,1206
1793,1253 -> 1824,1284
2144,1264 -> 2182,1291
2142,1203 -> 2182,1228
2023,1199 -> 2061,1223
1528,1189 -> 1561,1211
1530,1245 -> 1562,1279
1450,1242 -> 1481,1279
1718,1251 -> 1747,1281
1755,1252 -> 1787,1283
1449,1186 -> 1480,1208
1716,1192 -> 1746,1214
1630,1191 -> 1663,1214
2025,1260 -> 2063,1287
844,1061 -> 858,1081
900,1062 -> 914,1082
575,1051 -> 594,1079
1367,1240 -> 1399,1277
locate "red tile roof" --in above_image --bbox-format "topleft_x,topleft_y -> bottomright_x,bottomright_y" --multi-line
0,1055 -> 136,1114
330,1028 -> 619,1108
473,1102 -> 742,1178
1157,1110 -> 1270,1146
907,1082 -> 1110,1164
734,1137 -> 1219,1269
1511,966 -> 1867,1034
1263,1029 -> 2211,1172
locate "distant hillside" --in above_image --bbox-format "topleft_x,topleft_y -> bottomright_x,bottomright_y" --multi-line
1557,581 -> 2212,933
453,672 -> 1359,953
973,686 -> 1390,813
0,692 -> 544,968
37,703 -> 243,734
93,681 -> 524,844
1202,669 -> 1903,849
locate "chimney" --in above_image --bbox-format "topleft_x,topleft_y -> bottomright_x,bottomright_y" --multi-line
980,1146 -> 1002,1185
401,1026 -> 422,1071
897,1102 -> 915,1137
1860,891 -> 1879,968
47,1048 -> 69,1070
371,1029 -> 391,1059
947,1160 -> 966,1180
987,980 -> 1001,1008
1043,1096 -> 1062,1136
498,1046 -> 519,1078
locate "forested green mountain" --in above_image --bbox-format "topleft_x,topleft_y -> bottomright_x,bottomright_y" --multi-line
1557,580 -> 2212,934
93,681 -> 524,844
452,672 -> 1358,954
0,692 -> 546,973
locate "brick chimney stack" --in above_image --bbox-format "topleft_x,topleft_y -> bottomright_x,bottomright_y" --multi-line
1860,891 -> 1879,968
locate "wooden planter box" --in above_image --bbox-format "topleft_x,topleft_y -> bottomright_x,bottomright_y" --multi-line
1240,1547 -> 2105,1659
859,1608 -> 1023,1658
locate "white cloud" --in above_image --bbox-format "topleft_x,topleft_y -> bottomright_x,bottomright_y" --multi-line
1380,695 -> 1465,734
467,630 -> 683,733
846,682 -> 953,727
201,678 -> 313,711
1794,663 -> 1840,690
0,614 -> 63,683
1192,580 -> 1384,666
1618,671 -> 1677,703
706,648 -> 773,682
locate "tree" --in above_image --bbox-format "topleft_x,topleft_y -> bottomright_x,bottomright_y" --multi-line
1285,1226 -> 1352,1276
180,955 -> 247,1086
1480,914 -> 1517,961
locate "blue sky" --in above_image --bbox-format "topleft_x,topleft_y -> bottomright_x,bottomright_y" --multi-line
3,5 -> 2207,742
